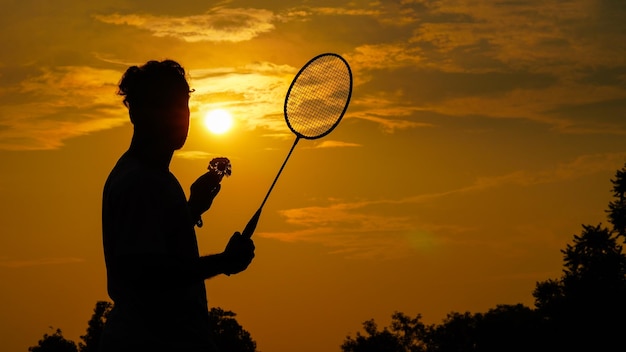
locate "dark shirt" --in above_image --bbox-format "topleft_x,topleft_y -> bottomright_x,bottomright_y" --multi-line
100,152 -> 214,352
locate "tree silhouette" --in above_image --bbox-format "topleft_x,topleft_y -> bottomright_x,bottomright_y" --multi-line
607,164 -> 626,242
532,162 -> 626,351
341,312 -> 427,352
427,311 -> 477,352
30,304 -> 257,352
473,304 -> 541,352
341,318 -> 407,352
533,224 -> 626,351
207,307 -> 257,352
343,306 -> 541,352
344,163 -> 626,352
78,301 -> 112,352
28,328 -> 78,352
390,312 -> 428,352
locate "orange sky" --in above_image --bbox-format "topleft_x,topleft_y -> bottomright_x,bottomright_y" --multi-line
1,1 -> 626,351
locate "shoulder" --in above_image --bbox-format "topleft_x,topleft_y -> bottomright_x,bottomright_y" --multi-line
104,154 -> 176,203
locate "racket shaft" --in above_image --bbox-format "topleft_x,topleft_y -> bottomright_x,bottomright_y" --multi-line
261,137 -> 300,209
242,137 -> 300,237
242,208 -> 262,238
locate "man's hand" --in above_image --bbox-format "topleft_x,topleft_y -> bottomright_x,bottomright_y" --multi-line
221,232 -> 255,275
188,172 -> 222,225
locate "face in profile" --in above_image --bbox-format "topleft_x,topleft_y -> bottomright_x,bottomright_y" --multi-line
156,94 -> 190,151
132,92 -> 190,151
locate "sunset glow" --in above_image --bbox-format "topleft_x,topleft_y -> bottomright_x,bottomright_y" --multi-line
1,1 -> 626,352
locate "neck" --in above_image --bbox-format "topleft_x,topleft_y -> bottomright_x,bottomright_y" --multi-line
127,132 -> 174,170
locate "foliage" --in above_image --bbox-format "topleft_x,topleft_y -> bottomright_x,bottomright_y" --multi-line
390,312 -> 428,352
31,304 -> 256,352
343,306 -> 541,352
532,162 -> 626,350
341,314 -> 422,352
28,328 -> 78,352
473,304 -> 541,352
79,301 -> 112,352
208,307 -> 257,352
607,164 -> 626,241
533,224 -> 626,351
343,162 -> 626,352
426,311 -> 477,352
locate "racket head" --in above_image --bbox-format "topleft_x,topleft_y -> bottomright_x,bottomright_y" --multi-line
284,53 -> 353,140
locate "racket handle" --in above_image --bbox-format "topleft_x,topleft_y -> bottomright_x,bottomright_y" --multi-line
242,208 -> 262,238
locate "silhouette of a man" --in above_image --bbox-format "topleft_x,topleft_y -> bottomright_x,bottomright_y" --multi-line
100,60 -> 255,352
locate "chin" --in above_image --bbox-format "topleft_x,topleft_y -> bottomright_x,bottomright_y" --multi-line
173,136 -> 188,150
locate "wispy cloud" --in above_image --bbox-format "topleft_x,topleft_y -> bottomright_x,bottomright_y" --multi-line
189,62 -> 296,133
2,1 -> 624,150
260,151 -> 626,256
175,150 -> 214,160
0,257 -> 84,268
347,43 -> 422,71
348,92 -> 434,133
427,85 -> 626,135
409,0 -> 619,72
0,60 -> 297,151
402,151 -> 626,203
313,140 -> 361,148
337,0 -> 626,134
0,66 -> 126,150
94,8 -> 276,43
310,6 -> 382,17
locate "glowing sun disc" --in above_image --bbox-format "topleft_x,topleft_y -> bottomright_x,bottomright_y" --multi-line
204,109 -> 233,134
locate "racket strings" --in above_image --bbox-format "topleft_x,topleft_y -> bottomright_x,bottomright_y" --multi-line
286,55 -> 351,139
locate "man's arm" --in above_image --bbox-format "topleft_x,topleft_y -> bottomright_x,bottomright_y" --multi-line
107,232 -> 255,290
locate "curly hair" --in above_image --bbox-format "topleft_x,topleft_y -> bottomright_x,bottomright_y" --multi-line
117,60 -> 191,109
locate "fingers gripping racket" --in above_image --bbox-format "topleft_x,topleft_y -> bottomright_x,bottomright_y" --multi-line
242,53 -> 353,237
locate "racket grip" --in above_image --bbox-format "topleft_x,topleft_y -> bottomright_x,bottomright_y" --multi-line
242,208 -> 262,238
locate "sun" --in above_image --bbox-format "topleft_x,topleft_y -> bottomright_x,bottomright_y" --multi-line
203,109 -> 234,134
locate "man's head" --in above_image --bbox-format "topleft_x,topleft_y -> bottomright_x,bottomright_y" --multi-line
118,60 -> 192,150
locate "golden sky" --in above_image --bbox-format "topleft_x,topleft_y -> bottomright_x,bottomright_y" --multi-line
1,0 -> 626,351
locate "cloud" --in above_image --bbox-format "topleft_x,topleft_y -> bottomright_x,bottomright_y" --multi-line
329,0 -> 626,135
425,84 -> 626,134
310,6 -> 382,17
91,1 -> 399,46
402,151 -> 626,203
313,140 -> 362,148
94,7 -> 276,42
189,62 -> 296,133
0,257 -> 84,268
258,203 -> 417,259
409,0 -> 593,69
3,0 -> 624,150
175,150 -> 214,160
349,61 -> 626,134
259,151 -> 626,256
348,92 -> 434,133
346,43 -> 423,72
0,59 -> 297,150
349,113 -> 433,133
0,65 -> 127,150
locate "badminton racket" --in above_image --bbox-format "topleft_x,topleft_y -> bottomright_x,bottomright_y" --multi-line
242,53 -> 353,237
